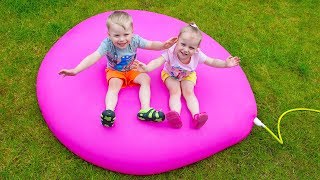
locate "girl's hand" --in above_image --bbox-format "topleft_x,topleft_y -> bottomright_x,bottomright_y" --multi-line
226,56 -> 241,67
58,69 -> 77,76
163,37 -> 178,49
132,60 -> 148,72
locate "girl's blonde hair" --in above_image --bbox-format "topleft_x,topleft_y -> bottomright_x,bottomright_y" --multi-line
179,22 -> 203,46
107,11 -> 133,30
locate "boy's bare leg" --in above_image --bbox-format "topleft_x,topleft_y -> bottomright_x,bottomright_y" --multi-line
133,73 -> 151,110
105,78 -> 123,110
134,73 -> 165,122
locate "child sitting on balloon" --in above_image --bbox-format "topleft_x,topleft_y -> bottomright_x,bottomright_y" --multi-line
133,23 -> 240,129
59,11 -> 177,127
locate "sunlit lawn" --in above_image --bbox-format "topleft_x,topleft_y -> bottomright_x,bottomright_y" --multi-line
1,0 -> 319,179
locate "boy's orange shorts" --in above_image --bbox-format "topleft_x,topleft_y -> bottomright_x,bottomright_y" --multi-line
105,68 -> 142,88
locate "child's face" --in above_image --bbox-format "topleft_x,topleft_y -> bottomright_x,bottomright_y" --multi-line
174,32 -> 201,62
108,23 -> 133,49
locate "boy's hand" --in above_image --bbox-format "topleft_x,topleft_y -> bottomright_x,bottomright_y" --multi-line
226,56 -> 241,67
163,37 -> 178,49
58,69 -> 77,76
132,60 -> 148,72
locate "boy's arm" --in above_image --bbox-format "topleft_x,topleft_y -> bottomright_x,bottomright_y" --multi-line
144,37 -> 178,50
134,56 -> 166,72
204,56 -> 240,68
59,51 -> 102,76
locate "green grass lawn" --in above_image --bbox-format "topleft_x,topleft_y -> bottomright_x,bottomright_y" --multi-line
1,0 -> 319,179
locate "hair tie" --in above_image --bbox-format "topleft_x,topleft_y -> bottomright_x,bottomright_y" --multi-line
190,23 -> 198,28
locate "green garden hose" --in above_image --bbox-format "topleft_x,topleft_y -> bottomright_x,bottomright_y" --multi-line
254,108 -> 320,144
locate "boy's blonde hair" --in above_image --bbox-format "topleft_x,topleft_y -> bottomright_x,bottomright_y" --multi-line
179,22 -> 202,46
107,11 -> 133,30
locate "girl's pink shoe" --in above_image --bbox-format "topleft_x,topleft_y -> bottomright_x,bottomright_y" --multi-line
166,111 -> 182,128
192,112 -> 208,129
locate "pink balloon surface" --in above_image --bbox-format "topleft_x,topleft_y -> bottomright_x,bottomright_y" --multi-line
37,10 -> 257,175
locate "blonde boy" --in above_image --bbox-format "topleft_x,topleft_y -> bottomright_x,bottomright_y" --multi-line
59,11 -> 177,127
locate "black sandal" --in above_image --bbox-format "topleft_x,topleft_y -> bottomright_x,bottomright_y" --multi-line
101,109 -> 116,127
137,108 -> 165,122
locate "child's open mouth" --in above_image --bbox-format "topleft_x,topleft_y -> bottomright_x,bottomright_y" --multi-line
118,42 -> 127,47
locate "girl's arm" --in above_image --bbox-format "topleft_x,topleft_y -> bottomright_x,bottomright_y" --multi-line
133,56 -> 166,73
204,56 -> 240,68
144,37 -> 178,50
59,51 -> 102,76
